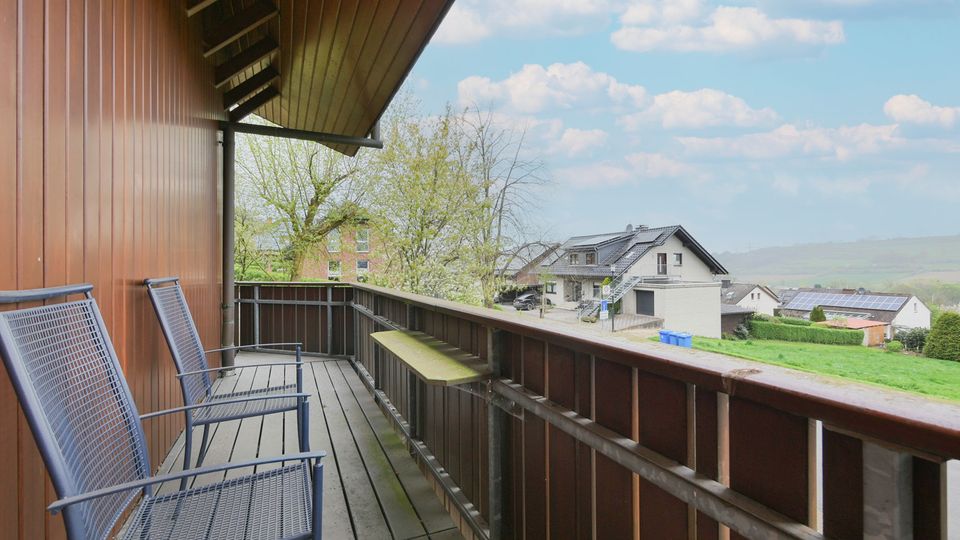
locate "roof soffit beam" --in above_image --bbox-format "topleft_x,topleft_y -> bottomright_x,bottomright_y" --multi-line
222,65 -> 279,110
203,1 -> 279,58
214,36 -> 278,88
228,85 -> 279,122
186,0 -> 219,18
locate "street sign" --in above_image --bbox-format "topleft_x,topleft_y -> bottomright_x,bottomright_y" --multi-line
599,299 -> 609,320
602,285 -> 611,296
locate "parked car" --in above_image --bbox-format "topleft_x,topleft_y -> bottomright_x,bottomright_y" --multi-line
513,292 -> 550,311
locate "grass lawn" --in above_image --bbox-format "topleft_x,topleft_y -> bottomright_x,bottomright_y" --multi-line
690,337 -> 960,402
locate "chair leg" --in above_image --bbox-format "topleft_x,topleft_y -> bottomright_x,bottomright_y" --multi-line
195,424 -> 211,467
180,425 -> 193,491
312,461 -> 323,539
300,400 -> 310,452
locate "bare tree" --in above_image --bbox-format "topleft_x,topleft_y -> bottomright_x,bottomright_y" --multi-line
237,132 -> 368,281
459,106 -> 546,307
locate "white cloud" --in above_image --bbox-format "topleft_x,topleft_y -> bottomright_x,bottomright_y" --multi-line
459,63 -> 773,131
554,128 -> 609,156
624,152 -> 699,177
433,6 -> 492,44
884,94 -> 960,128
677,123 -> 903,160
458,62 -> 646,114
555,162 -> 634,188
620,88 -> 778,129
434,0 -> 622,44
612,5 -> 845,53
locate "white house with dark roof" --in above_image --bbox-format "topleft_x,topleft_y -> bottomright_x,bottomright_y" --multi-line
539,224 -> 728,337
721,281 -> 780,317
779,288 -> 930,338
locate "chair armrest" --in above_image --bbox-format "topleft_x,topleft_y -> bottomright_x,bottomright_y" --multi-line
205,342 -> 302,354
47,451 -> 327,514
175,362 -> 303,379
139,393 -> 309,420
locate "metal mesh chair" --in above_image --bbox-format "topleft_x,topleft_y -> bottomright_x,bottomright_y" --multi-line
144,278 -> 309,487
0,284 -> 324,540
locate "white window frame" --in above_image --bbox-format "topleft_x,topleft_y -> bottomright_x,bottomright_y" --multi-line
674,252 -> 683,266
327,229 -> 341,253
356,228 -> 370,253
545,281 -> 556,294
327,260 -> 342,279
569,253 -> 580,265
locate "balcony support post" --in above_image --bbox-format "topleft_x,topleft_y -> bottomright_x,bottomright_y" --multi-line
221,124 -> 236,369
862,441 -> 913,539
487,328 -> 507,539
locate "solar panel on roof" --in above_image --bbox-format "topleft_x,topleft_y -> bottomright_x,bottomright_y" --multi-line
784,291 -> 908,312
631,230 -> 662,243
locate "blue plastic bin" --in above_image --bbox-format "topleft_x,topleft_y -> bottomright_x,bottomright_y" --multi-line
659,330 -> 670,343
666,331 -> 679,345
676,332 -> 693,348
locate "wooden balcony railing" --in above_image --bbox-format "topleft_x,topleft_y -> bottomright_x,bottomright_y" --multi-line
236,281 -> 960,540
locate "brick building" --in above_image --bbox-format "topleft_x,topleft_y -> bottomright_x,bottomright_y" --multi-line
303,223 -> 382,282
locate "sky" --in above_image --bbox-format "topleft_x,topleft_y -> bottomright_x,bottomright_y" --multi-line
404,0 -> 960,253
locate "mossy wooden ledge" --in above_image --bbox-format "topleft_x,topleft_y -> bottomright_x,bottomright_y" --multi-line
371,330 -> 492,386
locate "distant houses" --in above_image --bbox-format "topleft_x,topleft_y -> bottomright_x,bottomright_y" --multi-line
539,224 -> 728,337
720,281 -> 780,316
778,287 -> 931,338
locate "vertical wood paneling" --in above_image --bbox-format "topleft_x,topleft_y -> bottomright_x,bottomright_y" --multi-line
0,1 -> 223,537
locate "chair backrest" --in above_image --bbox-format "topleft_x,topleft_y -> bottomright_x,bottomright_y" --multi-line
143,278 -> 212,406
0,284 -> 151,540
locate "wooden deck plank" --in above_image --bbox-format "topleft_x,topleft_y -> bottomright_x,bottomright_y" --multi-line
327,361 -> 428,539
149,352 -> 459,540
153,374 -> 243,495
335,361 -> 458,535
313,361 -> 393,538
225,366 -> 270,480
303,359 -> 355,539
255,363 -> 289,471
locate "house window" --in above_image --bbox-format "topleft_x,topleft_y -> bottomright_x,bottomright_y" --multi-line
657,253 -> 667,275
569,253 -> 580,265
327,229 -> 341,253
593,284 -> 601,297
356,228 -> 370,253
327,260 -> 341,279
585,252 -> 596,265
674,253 -> 683,266
356,260 -> 369,282
545,281 -> 556,294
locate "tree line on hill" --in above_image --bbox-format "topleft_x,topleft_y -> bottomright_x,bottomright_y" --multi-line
233,95 -> 547,308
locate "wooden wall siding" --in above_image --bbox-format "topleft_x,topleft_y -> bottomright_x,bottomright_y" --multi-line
0,1 -> 222,537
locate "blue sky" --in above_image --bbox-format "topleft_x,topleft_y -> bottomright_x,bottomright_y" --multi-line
404,0 -> 960,253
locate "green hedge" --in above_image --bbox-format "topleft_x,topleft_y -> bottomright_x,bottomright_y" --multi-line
924,311 -> 960,361
749,320 -> 864,345
779,317 -> 813,326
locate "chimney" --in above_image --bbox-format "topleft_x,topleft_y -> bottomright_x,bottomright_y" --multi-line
637,224 -> 648,230
721,279 -> 732,288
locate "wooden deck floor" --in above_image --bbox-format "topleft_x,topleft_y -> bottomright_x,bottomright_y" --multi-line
153,352 -> 461,540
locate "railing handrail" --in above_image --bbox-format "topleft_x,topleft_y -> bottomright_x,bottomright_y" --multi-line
347,282 -> 960,460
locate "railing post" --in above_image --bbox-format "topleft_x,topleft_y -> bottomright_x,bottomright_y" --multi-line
862,441 -> 913,539
488,327 -> 507,540
326,286 -> 333,355
253,284 -> 260,348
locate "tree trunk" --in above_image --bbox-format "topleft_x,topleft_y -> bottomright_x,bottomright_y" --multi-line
289,249 -> 306,281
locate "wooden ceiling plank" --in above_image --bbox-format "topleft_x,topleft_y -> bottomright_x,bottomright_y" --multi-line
284,0 -> 312,129
214,36 -> 278,88
222,65 -> 279,110
186,0 -> 219,18
308,1 -> 361,133
287,0 -> 341,132
203,1 -> 279,58
322,0 -> 383,133
229,85 -> 279,122
328,0 -> 404,137
330,0 -> 427,140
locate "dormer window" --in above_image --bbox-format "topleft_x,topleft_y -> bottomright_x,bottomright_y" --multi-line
585,252 -> 596,265
569,253 -> 580,265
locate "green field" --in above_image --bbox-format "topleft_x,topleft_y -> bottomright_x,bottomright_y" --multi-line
691,338 -> 960,402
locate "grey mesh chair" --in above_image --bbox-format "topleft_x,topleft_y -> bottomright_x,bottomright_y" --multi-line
144,277 -> 309,486
0,284 -> 324,540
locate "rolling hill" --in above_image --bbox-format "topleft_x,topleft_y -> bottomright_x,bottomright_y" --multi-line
717,234 -> 960,289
